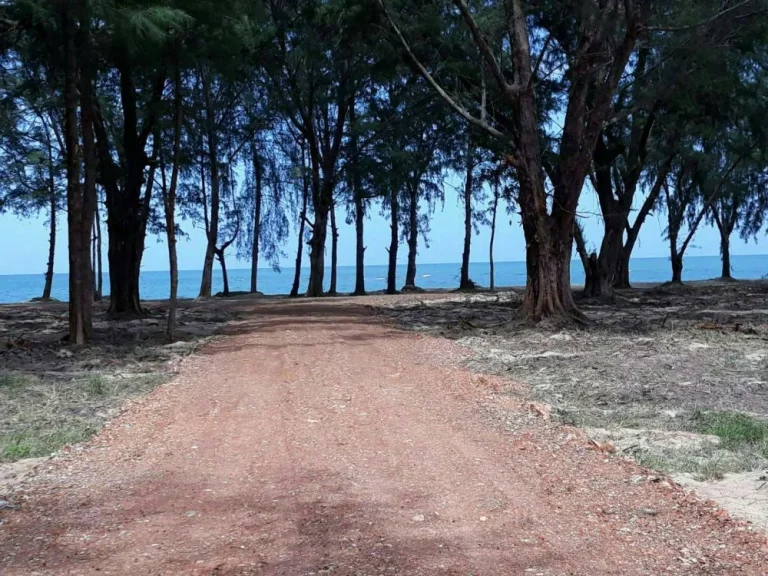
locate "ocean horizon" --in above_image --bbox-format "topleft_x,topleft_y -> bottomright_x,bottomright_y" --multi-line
0,254 -> 766,304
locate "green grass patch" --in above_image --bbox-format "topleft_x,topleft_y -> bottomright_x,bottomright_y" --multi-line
688,410 -> 768,448
0,371 -> 167,462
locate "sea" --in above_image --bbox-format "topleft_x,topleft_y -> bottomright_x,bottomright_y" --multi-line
0,255 -> 766,304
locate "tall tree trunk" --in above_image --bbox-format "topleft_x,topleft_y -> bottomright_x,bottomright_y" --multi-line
250,148 -> 262,293
306,204 -> 328,297
199,68 -> 220,298
350,103 -> 366,296
91,218 -> 97,297
161,62 -> 183,341
460,135 -> 474,290
387,186 -> 399,295
489,183 -> 499,292
306,162 -> 330,297
291,144 -> 309,297
404,183 -> 418,288
95,202 -> 102,300
329,198 -> 338,295
353,194 -> 365,295
43,163 -> 56,300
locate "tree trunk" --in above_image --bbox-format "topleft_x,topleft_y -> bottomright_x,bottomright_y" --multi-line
353,193 -> 365,295
306,201 -> 328,297
250,149 -> 262,293
162,62 -> 182,342
329,198 -> 338,295
404,183 -> 418,288
64,0 -> 96,344
43,176 -> 56,301
216,248 -> 229,296
387,186 -> 399,295
720,233 -> 731,279
594,215 -> 625,297
198,68 -> 220,298
460,135 -> 474,290
291,146 -> 309,298
94,202 -> 102,300
350,103 -> 366,296
489,185 -> 498,292
671,253 -> 683,284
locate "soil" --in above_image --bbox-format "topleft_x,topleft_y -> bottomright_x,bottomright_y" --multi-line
373,280 -> 768,530
1,295 -> 766,574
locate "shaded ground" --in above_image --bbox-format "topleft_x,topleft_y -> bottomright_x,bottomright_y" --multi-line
1,297 -> 766,575
0,297 -> 256,461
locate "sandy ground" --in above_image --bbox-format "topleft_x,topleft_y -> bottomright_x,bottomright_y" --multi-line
1,297 -> 766,575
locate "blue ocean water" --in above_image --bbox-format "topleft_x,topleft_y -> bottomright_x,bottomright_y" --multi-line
0,255 -> 766,304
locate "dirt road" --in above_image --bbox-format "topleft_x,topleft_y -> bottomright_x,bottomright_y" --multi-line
1,299 -> 766,575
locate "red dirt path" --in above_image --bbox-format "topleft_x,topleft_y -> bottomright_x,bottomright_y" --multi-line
1,298 -> 766,575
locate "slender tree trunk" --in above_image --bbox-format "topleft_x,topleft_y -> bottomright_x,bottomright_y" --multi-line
460,135 -> 474,290
329,198 -> 338,295
387,186 -> 399,295
671,253 -> 683,284
291,146 -> 309,297
95,202 -> 102,300
720,233 -> 731,279
216,248 -> 230,296
199,68 -> 220,298
161,63 -> 183,341
404,183 -> 418,288
43,173 -> 56,301
489,184 -> 499,292
91,218 -> 97,297
250,149 -> 262,293
353,194 -> 365,295
350,103 -> 366,296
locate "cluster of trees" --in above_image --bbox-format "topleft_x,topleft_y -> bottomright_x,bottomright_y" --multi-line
0,0 -> 767,343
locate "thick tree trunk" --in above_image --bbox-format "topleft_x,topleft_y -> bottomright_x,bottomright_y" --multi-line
460,136 -> 474,290
199,69 -> 220,299
594,215 -> 625,296
43,184 -> 56,300
387,187 -> 399,295
671,253 -> 683,284
250,150 -> 262,293
291,164 -> 309,298
307,202 -> 328,297
329,198 -> 338,295
404,184 -> 418,288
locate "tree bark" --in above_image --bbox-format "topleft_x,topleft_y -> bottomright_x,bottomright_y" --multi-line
489,184 -> 499,292
216,248 -> 230,296
250,148 -> 262,293
94,201 -> 102,300
350,103 -> 366,296
306,199 -> 328,297
329,198 -> 338,295
43,159 -> 56,300
291,142 -> 309,298
404,183 -> 418,288
720,233 -> 731,279
161,63 -> 183,341
199,67 -> 220,298
460,135 -> 474,290
387,186 -> 399,295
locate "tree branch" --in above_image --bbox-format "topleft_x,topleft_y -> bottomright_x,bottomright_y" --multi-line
377,0 -> 512,145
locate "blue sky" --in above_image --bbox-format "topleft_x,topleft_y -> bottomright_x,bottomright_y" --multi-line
0,181 -> 764,277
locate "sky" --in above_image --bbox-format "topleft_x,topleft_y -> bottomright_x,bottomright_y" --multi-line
0,179 -> 765,277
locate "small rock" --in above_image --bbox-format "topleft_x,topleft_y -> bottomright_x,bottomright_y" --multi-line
630,475 -> 645,485
411,514 -> 425,522
527,402 -> 552,420
479,516 -> 488,522
639,508 -> 658,516
0,500 -> 19,510
184,511 -> 198,518
55,349 -> 74,359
